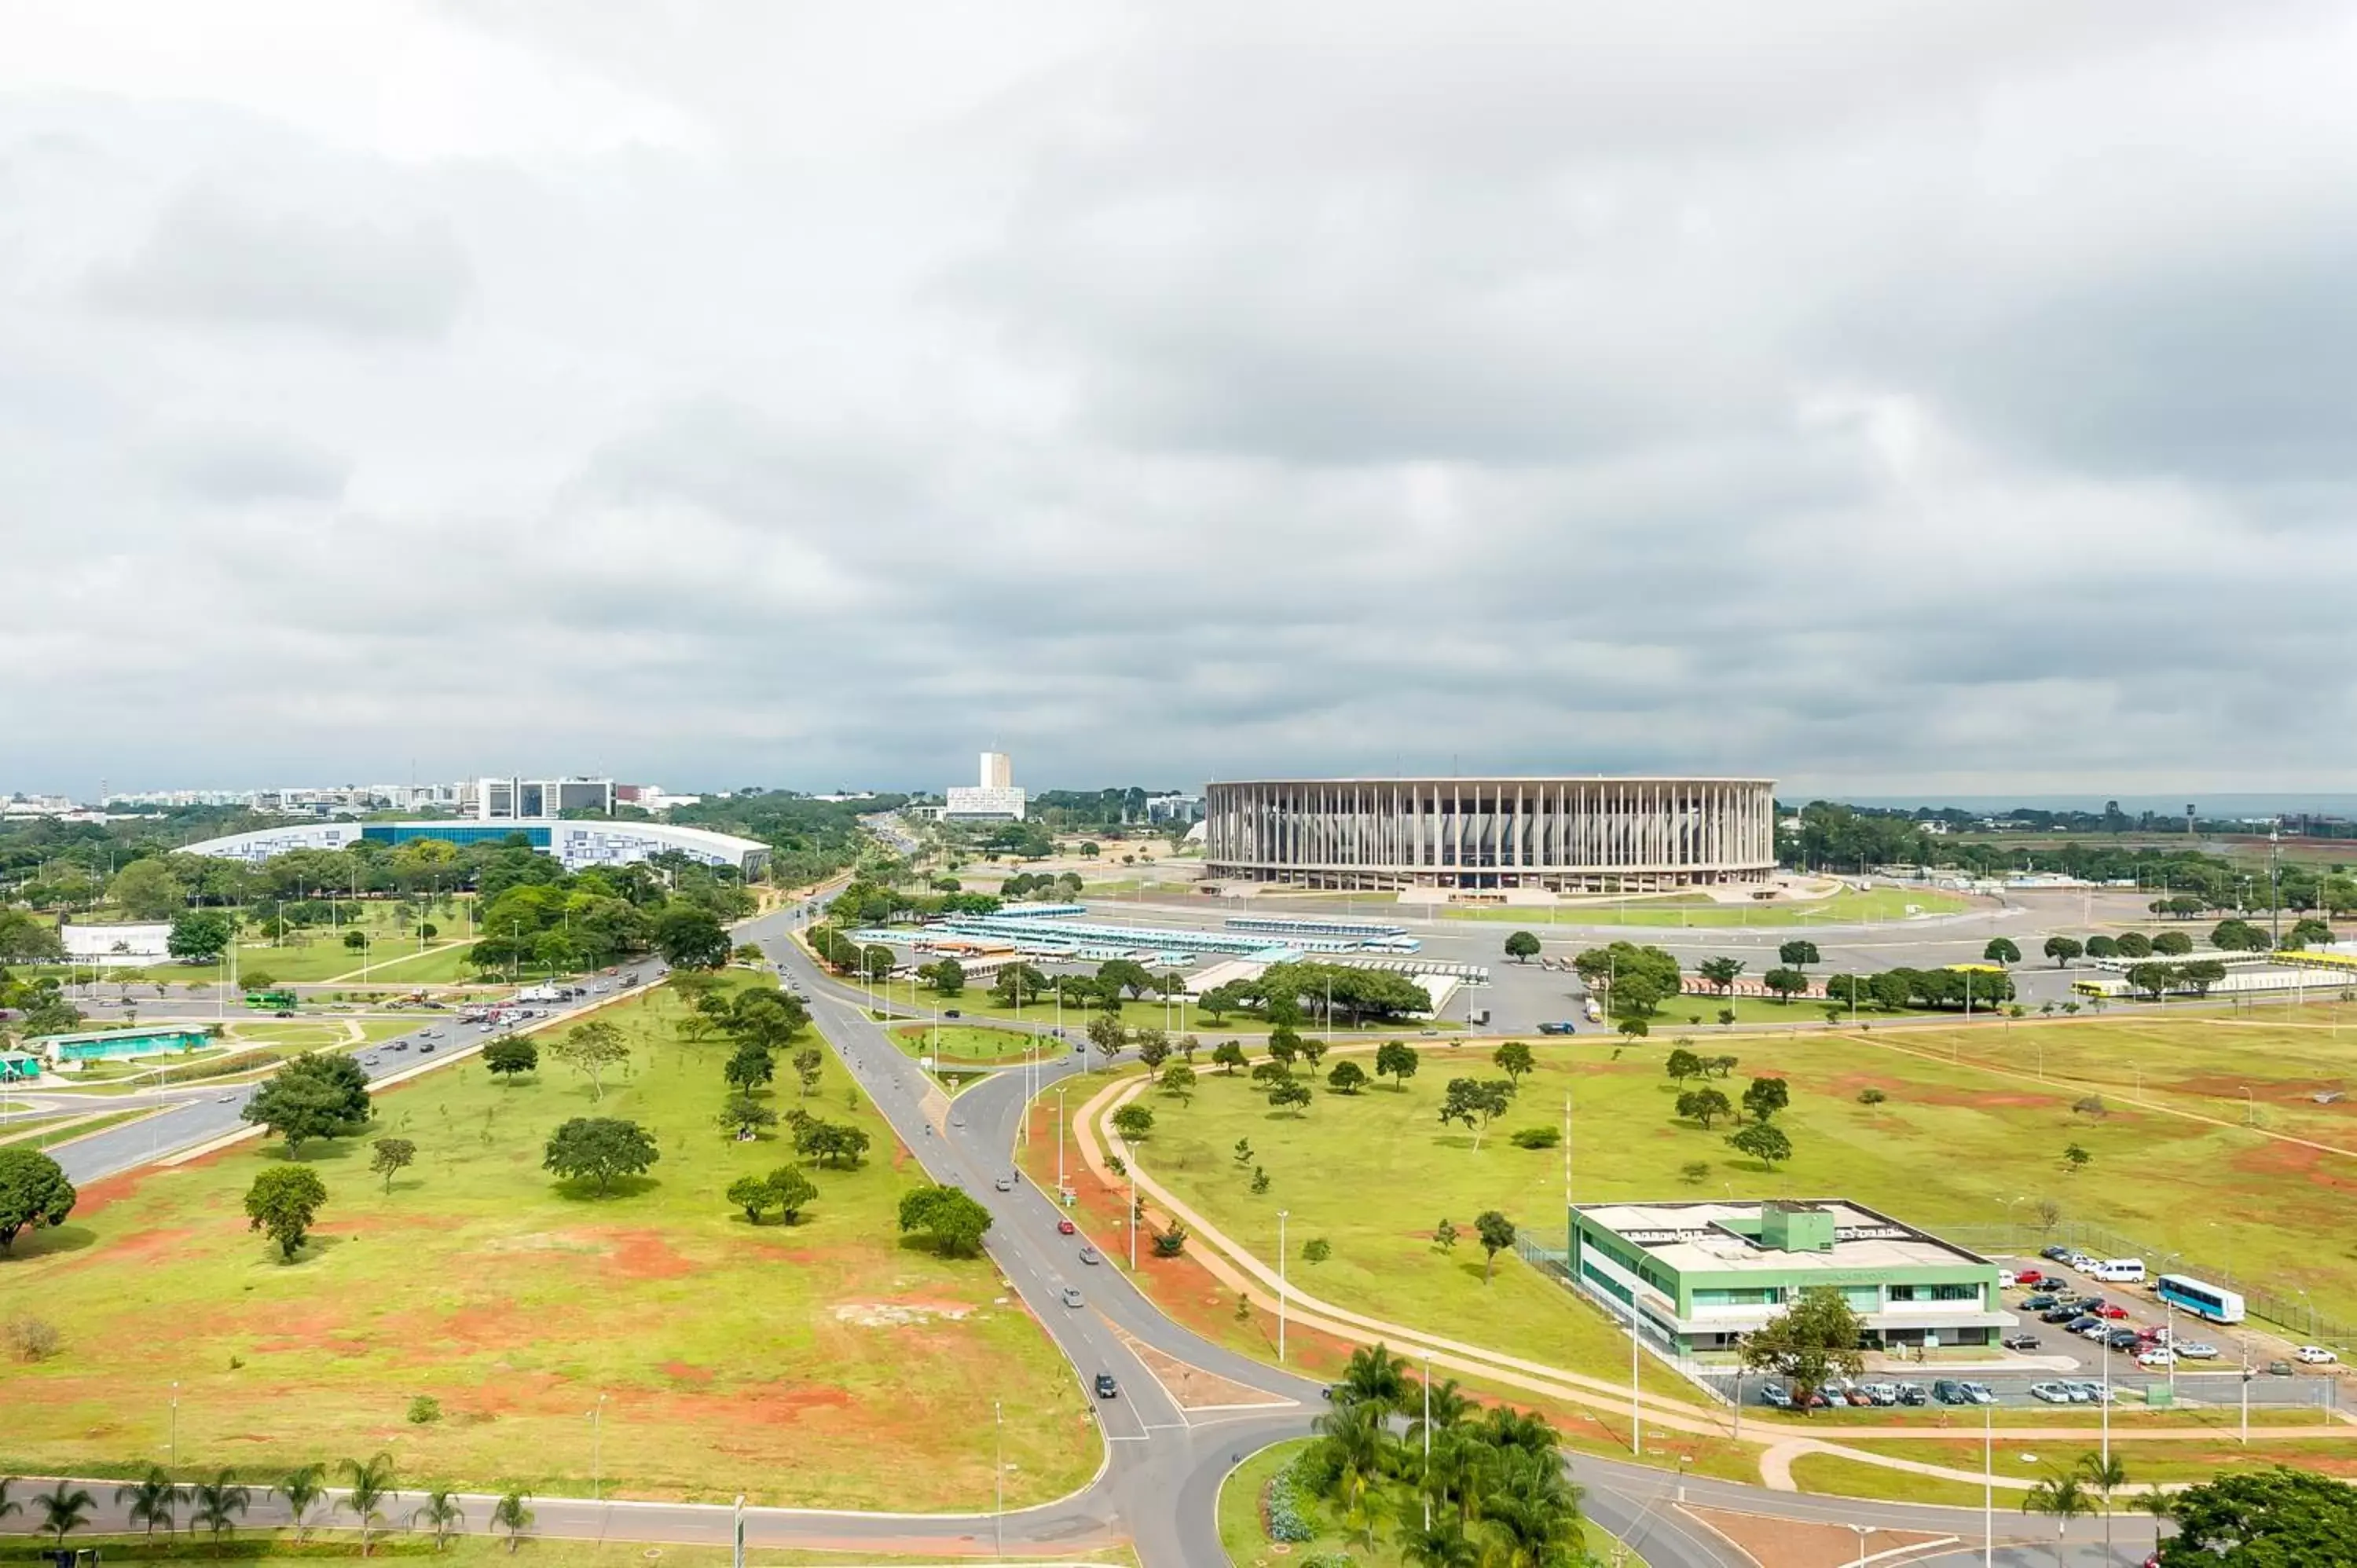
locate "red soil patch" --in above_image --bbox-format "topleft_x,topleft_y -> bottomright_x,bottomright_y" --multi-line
2228,1138 -> 2357,1192
97,1224 -> 198,1262
585,1228 -> 696,1280
1685,1506 -> 1946,1568
68,1169 -> 156,1220
662,1361 -> 716,1385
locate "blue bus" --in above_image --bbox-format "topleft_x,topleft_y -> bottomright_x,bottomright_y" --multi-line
2155,1273 -> 2245,1324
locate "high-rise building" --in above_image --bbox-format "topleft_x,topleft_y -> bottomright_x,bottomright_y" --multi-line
475,777 -> 615,819
946,752 -> 1026,820
980,751 -> 1012,789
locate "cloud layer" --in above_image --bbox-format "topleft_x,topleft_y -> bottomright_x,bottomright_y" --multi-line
5,1 -> 2355,797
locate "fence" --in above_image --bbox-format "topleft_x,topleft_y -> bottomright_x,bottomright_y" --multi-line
1944,1222 -> 2355,1354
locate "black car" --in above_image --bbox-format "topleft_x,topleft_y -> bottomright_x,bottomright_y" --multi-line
2042,1306 -> 2081,1324
1896,1383 -> 1928,1406
2066,1315 -> 2102,1334
944,1009 -> 961,1019
2106,1329 -> 2143,1350
1093,1372 -> 1119,1400
2002,1333 -> 2044,1351
2042,1245 -> 2072,1262
1932,1379 -> 1969,1405
2021,1294 -> 2059,1310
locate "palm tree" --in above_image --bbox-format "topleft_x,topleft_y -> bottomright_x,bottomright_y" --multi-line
412,1488 -> 465,1551
115,1467 -> 181,1540
2135,1486 -> 2176,1543
1412,1376 -> 1474,1441
1335,1341 -> 1412,1409
1472,1403 -> 1558,1458
491,1490 -> 534,1554
2020,1470 -> 2097,1568
2077,1449 -> 2130,1564
280,1464 -> 328,1544
339,1452 -> 398,1556
35,1484 -> 94,1549
0,1479 -> 18,1525
1398,1515 -> 1481,1568
189,1469 -> 252,1542
1312,1395 -> 1391,1489
1479,1447 -> 1586,1568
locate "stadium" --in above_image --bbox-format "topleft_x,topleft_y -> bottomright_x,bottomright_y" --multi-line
1201,776 -> 1776,892
182,819 -> 770,876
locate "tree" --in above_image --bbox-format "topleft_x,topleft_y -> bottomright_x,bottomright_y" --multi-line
1984,937 -> 2022,966
1739,1285 -> 1864,1411
1473,1211 -> 1515,1283
368,1137 -> 416,1196
190,1470 -> 251,1543
1617,1017 -> 1649,1042
991,963 -> 1047,1007
2160,1464 -> 2357,1565
2043,935 -> 2084,966
1112,1103 -> 1155,1142
1761,967 -> 1809,1005
1728,1120 -> 1793,1169
1211,1040 -> 1248,1075
549,1020 -> 630,1101
724,1041 -> 776,1093
483,1036 -> 539,1080
339,1453 -> 396,1556
116,1467 -> 181,1541
241,1053 -> 373,1150
765,1164 -> 818,1222
2286,917 -> 2334,951
1374,1040 -> 1419,1088
1439,1078 -> 1512,1149
1266,1024 -> 1302,1068
1741,1075 -> 1791,1123
244,1165 -> 329,1259
1503,931 -> 1541,964
898,1183 -> 993,1257
2019,1470 -> 2096,1568
279,1464 -> 327,1544
1086,1013 -> 1127,1068
412,1489 -> 464,1552
492,1490 -> 534,1554
2062,1141 -> 2092,1174
0,1146 -> 77,1252
1675,1088 -> 1732,1129
790,1045 -> 824,1097
543,1116 -> 660,1194
110,858 -> 188,920
1133,1029 -> 1172,1073
727,1176 -> 775,1222
2210,918 -> 2267,954
168,909 -> 236,963
1492,1040 -> 1535,1085
717,1091 -> 778,1138
35,1484 -> 93,1550
1697,956 -> 1745,995
793,1117 -> 870,1167
2084,934 -> 2120,959
2151,929 -> 2194,957
654,905 -> 731,969
1664,1046 -> 1704,1085
922,957 -> 967,995
2117,930 -> 2154,959
1777,940 -> 1820,969
2181,958 -> 2227,997
1433,1218 -> 1458,1251
2077,1449 -> 2130,1565
1327,1060 -> 1369,1094
1268,1078 -> 1313,1116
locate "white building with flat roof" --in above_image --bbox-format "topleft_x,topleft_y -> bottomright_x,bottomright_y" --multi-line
946,751 -> 1026,820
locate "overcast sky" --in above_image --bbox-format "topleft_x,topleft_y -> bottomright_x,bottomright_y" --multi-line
7,2 -> 2355,800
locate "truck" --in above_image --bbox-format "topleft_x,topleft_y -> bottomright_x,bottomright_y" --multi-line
515,984 -> 562,1004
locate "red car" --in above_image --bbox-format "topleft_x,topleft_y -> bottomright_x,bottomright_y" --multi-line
1057,1218 -> 1077,1236
2014,1269 -> 2044,1286
2099,1304 -> 2129,1320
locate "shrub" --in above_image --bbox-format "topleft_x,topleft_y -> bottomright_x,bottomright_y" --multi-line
1263,1456 -> 1315,1543
5,1314 -> 60,1362
1857,1087 -> 1887,1105
407,1395 -> 443,1424
1509,1126 -> 1562,1149
1303,1555 -> 1358,1568
1679,1160 -> 1710,1185
2073,1095 -> 2107,1118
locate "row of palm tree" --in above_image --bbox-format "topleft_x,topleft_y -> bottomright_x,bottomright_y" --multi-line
1308,1343 -> 1592,1567
2019,1449 -> 2174,1566
0,1459 -> 536,1555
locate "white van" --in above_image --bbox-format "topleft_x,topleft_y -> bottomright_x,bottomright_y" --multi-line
2089,1258 -> 2146,1284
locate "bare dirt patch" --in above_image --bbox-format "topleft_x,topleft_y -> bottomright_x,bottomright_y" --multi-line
1113,1326 -> 1288,1409
831,1299 -> 974,1328
1684,1505 -> 1950,1567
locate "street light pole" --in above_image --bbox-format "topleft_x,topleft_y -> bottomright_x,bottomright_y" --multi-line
1982,1399 -> 1992,1568
592,1393 -> 607,1501
994,1399 -> 1004,1555
170,1379 -> 179,1467
1055,1086 -> 1068,1193
1277,1209 -> 1289,1362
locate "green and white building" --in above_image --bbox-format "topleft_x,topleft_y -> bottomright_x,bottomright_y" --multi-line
38,1026 -> 212,1068
1569,1199 -> 2014,1354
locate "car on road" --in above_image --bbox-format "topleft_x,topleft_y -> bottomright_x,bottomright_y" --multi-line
420,1028 -> 440,1038
214,1093 -> 236,1104
2029,1381 -> 2076,1403
419,1043 -> 436,1053
1093,1372 -> 1119,1399
363,1056 -> 381,1066
2296,1346 -> 2340,1365
1079,1246 -> 1101,1266
1060,1287 -> 1084,1309
1057,1218 -> 1077,1235
273,1009 -> 295,1018
1536,1022 -> 1578,1035
950,1113 -> 964,1128
391,1042 -> 410,1052
2002,1333 -> 2044,1352
2174,1342 -> 2220,1360
944,1009 -> 961,1020
994,1175 -> 1015,1192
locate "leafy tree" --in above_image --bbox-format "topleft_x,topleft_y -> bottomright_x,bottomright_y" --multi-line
279,1465 -> 327,1543
1727,1120 -> 1793,1169
990,963 -> 1047,1006
368,1137 -> 416,1196
1433,1218 -> 1458,1251
1738,1285 -> 1864,1410
1086,1013 -> 1127,1068
2084,934 -> 2120,959
1675,1088 -> 1732,1129
0,1146 -> 77,1252
2116,930 -> 2154,959
922,957 -> 966,995
2043,935 -> 2084,966
1268,1078 -> 1313,1116
1134,1029 -> 1172,1072
337,1453 -> 396,1556
543,1117 -> 660,1194
1741,1075 -> 1791,1123
2209,918 -> 2267,953
654,905 -> 731,969
35,1484 -> 94,1549
1266,1024 -> 1302,1068
1761,967 -> 1809,1004
167,909 -> 236,963
793,1117 -> 870,1167
2159,1464 -> 2357,1566
1232,1138 -> 1254,1168
1439,1078 -> 1512,1149
241,1053 -> 374,1150
483,1036 -> 539,1080
790,1045 -> 825,1097
1159,1063 -> 1197,1101
1697,956 -> 1745,995
1492,1040 -> 1534,1085
115,1467 -> 181,1541
189,1470 -> 251,1542
898,1183 -> 992,1257
1983,937 -> 2022,966
1374,1040 -> 1419,1088
1196,981 -> 1249,1022
724,1041 -> 775,1092
1617,1017 -> 1649,1042
1473,1210 -> 1515,1283
2062,1142 -> 2092,1174
2020,1470 -> 2096,1566
727,1176 -> 776,1222
1503,931 -> 1541,964
2180,958 -> 2227,996
2286,917 -> 2334,951
1508,1126 -> 1560,1149
1299,1035 -> 1328,1071
1327,1060 -> 1369,1094
717,1092 -> 778,1138
1777,940 -> 1820,969
109,858 -> 188,921
343,929 -> 370,953
2151,930 -> 2194,957
1211,1040 -> 1248,1075
1112,1103 -> 1155,1142
724,988 -> 807,1052
1664,1046 -> 1703,1084
765,1164 -> 818,1223
244,1165 -> 330,1259
548,1020 -> 630,1101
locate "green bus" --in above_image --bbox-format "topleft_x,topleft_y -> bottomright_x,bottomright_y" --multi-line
244,989 -> 299,1010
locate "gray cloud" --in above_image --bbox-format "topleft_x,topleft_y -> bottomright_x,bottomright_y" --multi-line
151,428 -> 352,504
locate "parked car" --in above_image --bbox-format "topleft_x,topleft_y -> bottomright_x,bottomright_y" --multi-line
2174,1342 -> 2220,1361
2042,1307 -> 2082,1324
2030,1381 -> 2076,1403
1895,1383 -> 1928,1406
1842,1385 -> 1876,1407
1997,1269 -> 2018,1288
2098,1303 -> 2130,1320
2022,1294 -> 2059,1311
2014,1269 -> 2045,1286
2041,1245 -> 2072,1262
2296,1346 -> 2340,1365
2068,1382 -> 2116,1404
2107,1329 -> 2144,1351
2002,1333 -> 2044,1352
2137,1348 -> 2178,1368
1959,1383 -> 1996,1405
2267,1360 -> 2295,1377
1932,1379 -> 1969,1405
1758,1383 -> 1794,1409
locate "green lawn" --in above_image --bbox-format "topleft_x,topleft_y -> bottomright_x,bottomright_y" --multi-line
1442,886 -> 1973,928
893,1023 -> 1043,1066
0,1536 -> 1137,1566
1825,1433 -> 2357,1485
0,978 -> 1094,1511
1783,1453 -> 1992,1509
1138,1010 -> 2357,1375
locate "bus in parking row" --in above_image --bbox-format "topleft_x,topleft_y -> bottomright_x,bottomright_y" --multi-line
2155,1273 -> 2245,1324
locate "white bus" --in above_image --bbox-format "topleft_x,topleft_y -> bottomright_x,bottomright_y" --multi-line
2155,1273 -> 2245,1324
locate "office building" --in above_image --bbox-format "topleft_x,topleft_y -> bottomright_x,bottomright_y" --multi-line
945,751 -> 1028,820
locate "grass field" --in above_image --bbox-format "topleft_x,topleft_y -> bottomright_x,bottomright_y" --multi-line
892,1024 -> 1041,1066
1782,1453 -> 1991,1508
1827,1432 -> 2357,1484
1442,886 -> 1974,929
0,1537 -> 1137,1567
0,979 -> 1095,1509
1135,1006 -> 2357,1377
